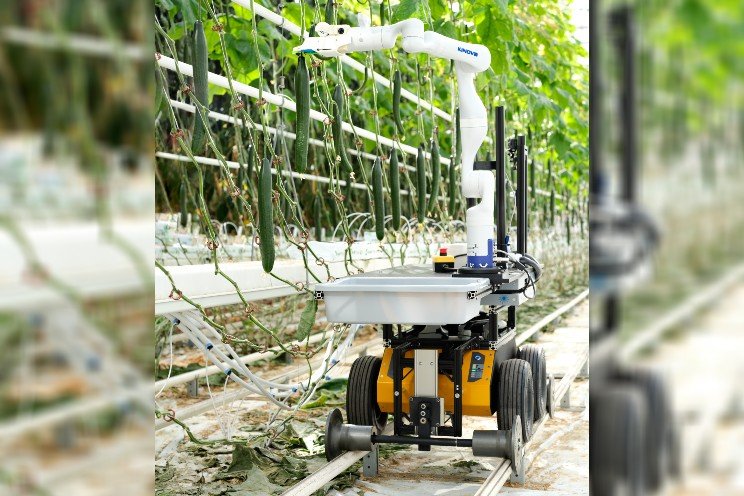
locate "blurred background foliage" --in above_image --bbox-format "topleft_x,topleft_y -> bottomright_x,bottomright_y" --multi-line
593,0 -> 744,332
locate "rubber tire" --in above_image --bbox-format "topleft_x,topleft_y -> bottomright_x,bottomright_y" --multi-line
518,345 -> 547,421
346,355 -> 387,433
616,368 -> 672,491
590,385 -> 645,496
498,359 -> 535,442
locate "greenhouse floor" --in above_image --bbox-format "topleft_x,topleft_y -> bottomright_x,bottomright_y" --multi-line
155,304 -> 589,495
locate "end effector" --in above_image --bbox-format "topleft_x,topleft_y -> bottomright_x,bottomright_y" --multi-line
293,16 -> 423,57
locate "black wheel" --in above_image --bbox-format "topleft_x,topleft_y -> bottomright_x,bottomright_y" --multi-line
616,368 -> 671,491
518,344 -> 547,420
590,385 -> 645,496
498,359 -> 535,442
346,355 -> 387,433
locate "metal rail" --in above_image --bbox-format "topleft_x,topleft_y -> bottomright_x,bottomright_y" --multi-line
620,263 -> 744,359
473,345 -> 588,495
516,289 -> 589,346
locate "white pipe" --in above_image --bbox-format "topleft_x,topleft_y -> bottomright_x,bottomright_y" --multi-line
1,27 -> 144,60
157,55 -> 449,164
169,99 -> 416,172
155,151 -> 428,199
178,313 -> 295,392
152,326 -> 329,392
174,314 -> 293,408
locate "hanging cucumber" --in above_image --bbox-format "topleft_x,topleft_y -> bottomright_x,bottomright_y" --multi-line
427,133 -> 440,212
258,158 -> 275,272
450,108 -> 462,215
379,0 -> 387,25
191,20 -> 209,154
448,158 -> 457,215
372,157 -> 385,241
389,151 -> 401,230
416,145 -> 426,223
179,181 -> 188,228
294,55 -> 310,173
392,70 -> 403,135
314,195 -> 323,241
245,143 -> 254,183
549,189 -> 555,225
325,0 -> 334,23
328,198 -> 338,229
332,84 -> 353,174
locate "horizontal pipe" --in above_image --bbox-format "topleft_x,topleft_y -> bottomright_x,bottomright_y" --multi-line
372,434 -> 473,448
157,55 -> 449,165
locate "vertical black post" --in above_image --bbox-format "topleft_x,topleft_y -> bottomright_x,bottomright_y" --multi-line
589,0 -> 604,199
382,324 -> 393,342
507,306 -> 516,331
495,106 -> 507,255
611,6 -> 637,204
393,345 -> 403,435
516,135 -> 528,254
488,307 -> 498,341
453,349 -> 463,437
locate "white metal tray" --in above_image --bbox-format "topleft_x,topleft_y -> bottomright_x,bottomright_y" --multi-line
315,265 -> 490,325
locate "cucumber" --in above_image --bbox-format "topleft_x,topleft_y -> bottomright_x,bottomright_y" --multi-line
245,143 -> 254,182
191,20 -> 209,154
416,145 -> 426,223
258,158 -> 275,272
448,159 -> 457,215
179,181 -> 188,228
294,55 -> 310,173
314,195 -> 323,241
427,133 -> 440,212
392,70 -> 403,135
332,84 -> 353,174
450,108 -> 462,215
549,189 -> 555,225
372,157 -> 385,241
325,0 -> 334,23
379,0 -> 387,25
389,151 -> 401,229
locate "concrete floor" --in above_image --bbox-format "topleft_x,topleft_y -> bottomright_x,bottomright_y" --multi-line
635,284 -> 744,495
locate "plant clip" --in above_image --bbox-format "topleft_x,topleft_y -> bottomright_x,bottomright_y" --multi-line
163,409 -> 176,422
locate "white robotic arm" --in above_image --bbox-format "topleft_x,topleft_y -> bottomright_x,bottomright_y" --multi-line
295,17 -> 496,268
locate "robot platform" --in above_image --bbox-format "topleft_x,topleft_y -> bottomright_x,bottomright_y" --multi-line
315,264 -> 530,325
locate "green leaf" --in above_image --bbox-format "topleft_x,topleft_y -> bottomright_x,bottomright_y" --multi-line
472,2 -> 513,74
296,297 -> 317,340
433,19 -> 456,39
392,0 -> 426,23
428,0 -> 447,21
